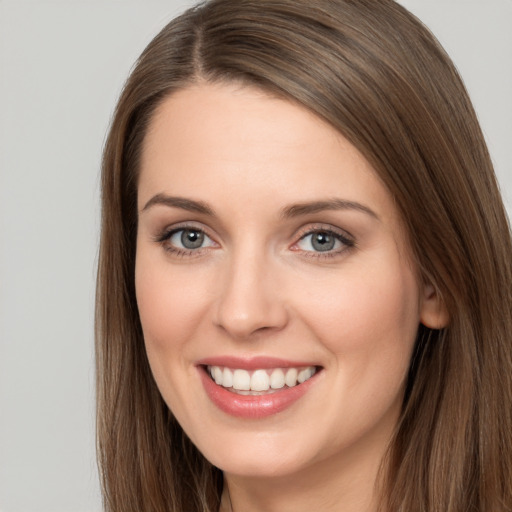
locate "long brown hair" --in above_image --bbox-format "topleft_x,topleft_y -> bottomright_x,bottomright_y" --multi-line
96,1 -> 512,510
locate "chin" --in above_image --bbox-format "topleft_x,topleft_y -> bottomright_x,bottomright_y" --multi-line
192,423 -> 340,481
209,449 -> 310,479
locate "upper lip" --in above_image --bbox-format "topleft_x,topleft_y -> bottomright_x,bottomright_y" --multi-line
196,355 -> 320,370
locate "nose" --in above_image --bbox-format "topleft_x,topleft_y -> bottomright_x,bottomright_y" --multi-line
213,248 -> 289,340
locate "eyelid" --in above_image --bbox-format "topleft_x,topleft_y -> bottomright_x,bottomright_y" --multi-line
290,223 -> 355,255
153,221 -> 354,258
155,221 -> 215,241
154,222 -> 219,255
293,223 -> 354,243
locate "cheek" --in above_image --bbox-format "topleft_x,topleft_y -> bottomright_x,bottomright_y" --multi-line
296,255 -> 420,376
134,250 -> 212,377
134,250 -> 215,426
136,251 -> 202,337
293,258 -> 421,446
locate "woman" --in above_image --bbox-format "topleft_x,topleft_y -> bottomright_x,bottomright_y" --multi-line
95,0 -> 512,511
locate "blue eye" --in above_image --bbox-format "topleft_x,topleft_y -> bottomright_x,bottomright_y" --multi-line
296,230 -> 352,253
168,228 -> 216,250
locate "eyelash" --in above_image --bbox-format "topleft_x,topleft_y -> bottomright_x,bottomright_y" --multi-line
155,224 -> 216,258
154,224 -> 355,259
293,225 -> 355,259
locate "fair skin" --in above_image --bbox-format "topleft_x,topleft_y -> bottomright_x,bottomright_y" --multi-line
135,82 -> 446,512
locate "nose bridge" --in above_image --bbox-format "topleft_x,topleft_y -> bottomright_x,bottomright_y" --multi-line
214,241 -> 287,339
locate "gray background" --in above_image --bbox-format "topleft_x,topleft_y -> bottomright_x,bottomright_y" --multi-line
0,1 -> 510,511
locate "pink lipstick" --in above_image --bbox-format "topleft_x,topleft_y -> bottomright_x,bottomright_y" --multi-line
197,357 -> 321,419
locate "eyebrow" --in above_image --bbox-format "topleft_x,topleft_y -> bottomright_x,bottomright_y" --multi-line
281,199 -> 379,220
141,193 -> 378,220
141,194 -> 215,215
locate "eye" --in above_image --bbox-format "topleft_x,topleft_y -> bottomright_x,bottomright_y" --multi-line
165,228 -> 216,251
295,229 -> 354,254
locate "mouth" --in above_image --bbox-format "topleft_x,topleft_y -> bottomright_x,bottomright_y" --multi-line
206,365 -> 318,395
197,359 -> 323,418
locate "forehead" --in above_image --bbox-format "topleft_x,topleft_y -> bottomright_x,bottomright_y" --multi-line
138,82 -> 396,225
142,82 -> 348,170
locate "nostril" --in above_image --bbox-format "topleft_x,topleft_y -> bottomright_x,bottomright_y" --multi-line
213,269 -> 289,338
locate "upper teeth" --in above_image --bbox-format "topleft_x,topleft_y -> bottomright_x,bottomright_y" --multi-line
207,366 -> 317,392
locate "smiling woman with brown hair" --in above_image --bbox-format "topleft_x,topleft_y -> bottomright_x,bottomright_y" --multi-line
95,1 -> 512,511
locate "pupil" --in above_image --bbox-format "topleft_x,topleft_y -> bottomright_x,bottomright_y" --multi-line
181,230 -> 204,249
312,232 -> 335,252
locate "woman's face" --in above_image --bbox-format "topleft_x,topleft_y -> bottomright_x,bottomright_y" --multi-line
135,83 -> 438,480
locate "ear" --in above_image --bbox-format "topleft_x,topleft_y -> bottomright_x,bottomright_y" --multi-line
420,283 -> 449,329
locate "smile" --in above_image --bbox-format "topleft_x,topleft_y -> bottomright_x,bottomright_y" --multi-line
198,359 -> 322,419
207,365 -> 317,394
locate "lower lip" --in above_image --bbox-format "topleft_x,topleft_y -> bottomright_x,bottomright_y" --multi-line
198,367 -> 319,419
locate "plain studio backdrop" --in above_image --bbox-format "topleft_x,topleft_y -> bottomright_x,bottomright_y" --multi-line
0,1 -> 510,511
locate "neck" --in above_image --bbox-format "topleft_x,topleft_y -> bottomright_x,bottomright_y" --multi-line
220,439 -> 390,512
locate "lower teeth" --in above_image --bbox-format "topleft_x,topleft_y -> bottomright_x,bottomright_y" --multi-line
227,388 -> 285,395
